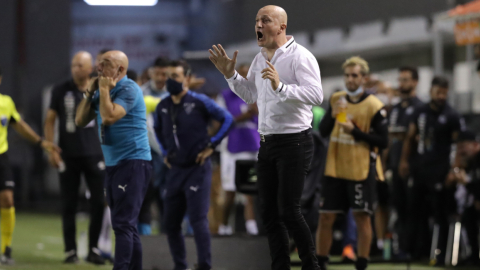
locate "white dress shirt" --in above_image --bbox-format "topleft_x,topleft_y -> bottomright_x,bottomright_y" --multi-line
226,36 -> 323,135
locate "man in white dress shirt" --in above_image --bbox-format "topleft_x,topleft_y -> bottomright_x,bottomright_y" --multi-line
209,5 -> 323,270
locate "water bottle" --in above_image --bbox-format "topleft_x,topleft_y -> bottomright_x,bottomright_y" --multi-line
383,235 -> 392,261
336,96 -> 348,123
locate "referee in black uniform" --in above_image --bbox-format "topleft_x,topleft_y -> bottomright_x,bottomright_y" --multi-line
44,51 -> 105,264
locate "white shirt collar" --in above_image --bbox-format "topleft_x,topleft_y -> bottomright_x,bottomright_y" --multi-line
261,35 -> 295,59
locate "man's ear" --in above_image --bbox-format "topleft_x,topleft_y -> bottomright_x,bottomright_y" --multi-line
278,23 -> 287,34
361,75 -> 367,85
183,75 -> 191,89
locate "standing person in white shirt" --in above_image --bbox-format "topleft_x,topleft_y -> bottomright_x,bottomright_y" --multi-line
209,5 -> 323,270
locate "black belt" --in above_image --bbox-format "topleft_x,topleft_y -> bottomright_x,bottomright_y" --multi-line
260,129 -> 311,142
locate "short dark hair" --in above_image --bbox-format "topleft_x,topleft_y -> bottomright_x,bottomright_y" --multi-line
431,76 -> 449,89
98,48 -> 111,55
154,57 -> 170,68
126,69 -> 137,82
399,66 -> 419,81
169,60 -> 191,76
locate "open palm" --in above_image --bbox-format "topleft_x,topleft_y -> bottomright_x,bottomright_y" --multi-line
209,44 -> 238,79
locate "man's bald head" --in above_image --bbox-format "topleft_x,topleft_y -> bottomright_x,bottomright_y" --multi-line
71,51 -> 93,81
258,5 -> 287,25
98,50 -> 129,79
255,5 -> 288,49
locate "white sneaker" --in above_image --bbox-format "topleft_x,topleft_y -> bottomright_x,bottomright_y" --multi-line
245,220 -> 258,235
218,224 -> 233,235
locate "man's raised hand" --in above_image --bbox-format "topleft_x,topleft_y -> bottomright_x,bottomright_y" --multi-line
209,44 -> 238,79
99,76 -> 117,91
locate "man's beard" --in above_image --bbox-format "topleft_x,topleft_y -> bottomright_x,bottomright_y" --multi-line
399,87 -> 413,95
432,99 -> 446,109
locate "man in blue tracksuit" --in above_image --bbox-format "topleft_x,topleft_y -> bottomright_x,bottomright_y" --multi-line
154,60 -> 233,270
76,51 -> 152,270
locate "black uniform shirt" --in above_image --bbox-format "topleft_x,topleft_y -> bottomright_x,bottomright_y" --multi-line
466,153 -> 480,201
49,79 -> 102,158
387,96 -> 424,169
410,103 -> 464,171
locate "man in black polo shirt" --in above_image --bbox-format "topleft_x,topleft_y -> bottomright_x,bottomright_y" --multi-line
399,76 -> 464,264
446,130 -> 480,266
44,51 -> 105,264
383,67 -> 423,254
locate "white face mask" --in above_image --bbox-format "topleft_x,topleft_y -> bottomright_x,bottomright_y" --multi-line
346,86 -> 363,97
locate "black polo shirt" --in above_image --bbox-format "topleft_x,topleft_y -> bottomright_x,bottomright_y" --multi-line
466,153 -> 480,201
49,79 -> 102,158
387,96 -> 424,169
409,102 -> 464,172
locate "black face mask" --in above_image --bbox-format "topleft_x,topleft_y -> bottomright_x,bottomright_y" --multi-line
166,78 -> 184,96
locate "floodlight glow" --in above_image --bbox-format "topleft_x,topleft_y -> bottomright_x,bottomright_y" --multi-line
84,0 -> 158,6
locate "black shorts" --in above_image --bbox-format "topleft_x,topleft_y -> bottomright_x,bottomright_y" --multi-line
0,153 -> 14,190
320,165 -> 377,214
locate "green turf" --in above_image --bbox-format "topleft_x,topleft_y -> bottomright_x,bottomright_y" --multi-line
10,212 -> 111,270
5,212 -> 475,270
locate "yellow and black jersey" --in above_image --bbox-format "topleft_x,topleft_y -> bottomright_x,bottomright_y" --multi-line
0,94 -> 21,154
320,91 -> 388,181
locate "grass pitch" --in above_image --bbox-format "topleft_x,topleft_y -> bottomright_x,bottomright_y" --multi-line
4,212 -> 474,270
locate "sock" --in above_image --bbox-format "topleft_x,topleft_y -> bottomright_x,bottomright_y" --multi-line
377,239 -> 384,250
98,207 -> 112,254
355,257 -> 368,270
1,207 -> 15,254
317,255 -> 329,270
245,219 -> 258,235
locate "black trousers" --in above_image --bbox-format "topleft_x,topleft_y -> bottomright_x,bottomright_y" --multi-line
59,155 -> 105,252
406,170 -> 456,261
462,205 -> 480,264
391,168 -> 409,252
257,130 -> 319,270
138,178 -> 154,224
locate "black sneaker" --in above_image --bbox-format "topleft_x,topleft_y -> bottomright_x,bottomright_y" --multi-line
64,250 -> 78,264
100,251 -> 114,264
191,263 -> 211,270
86,248 -> 106,265
0,247 -> 14,265
316,255 -> 329,270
